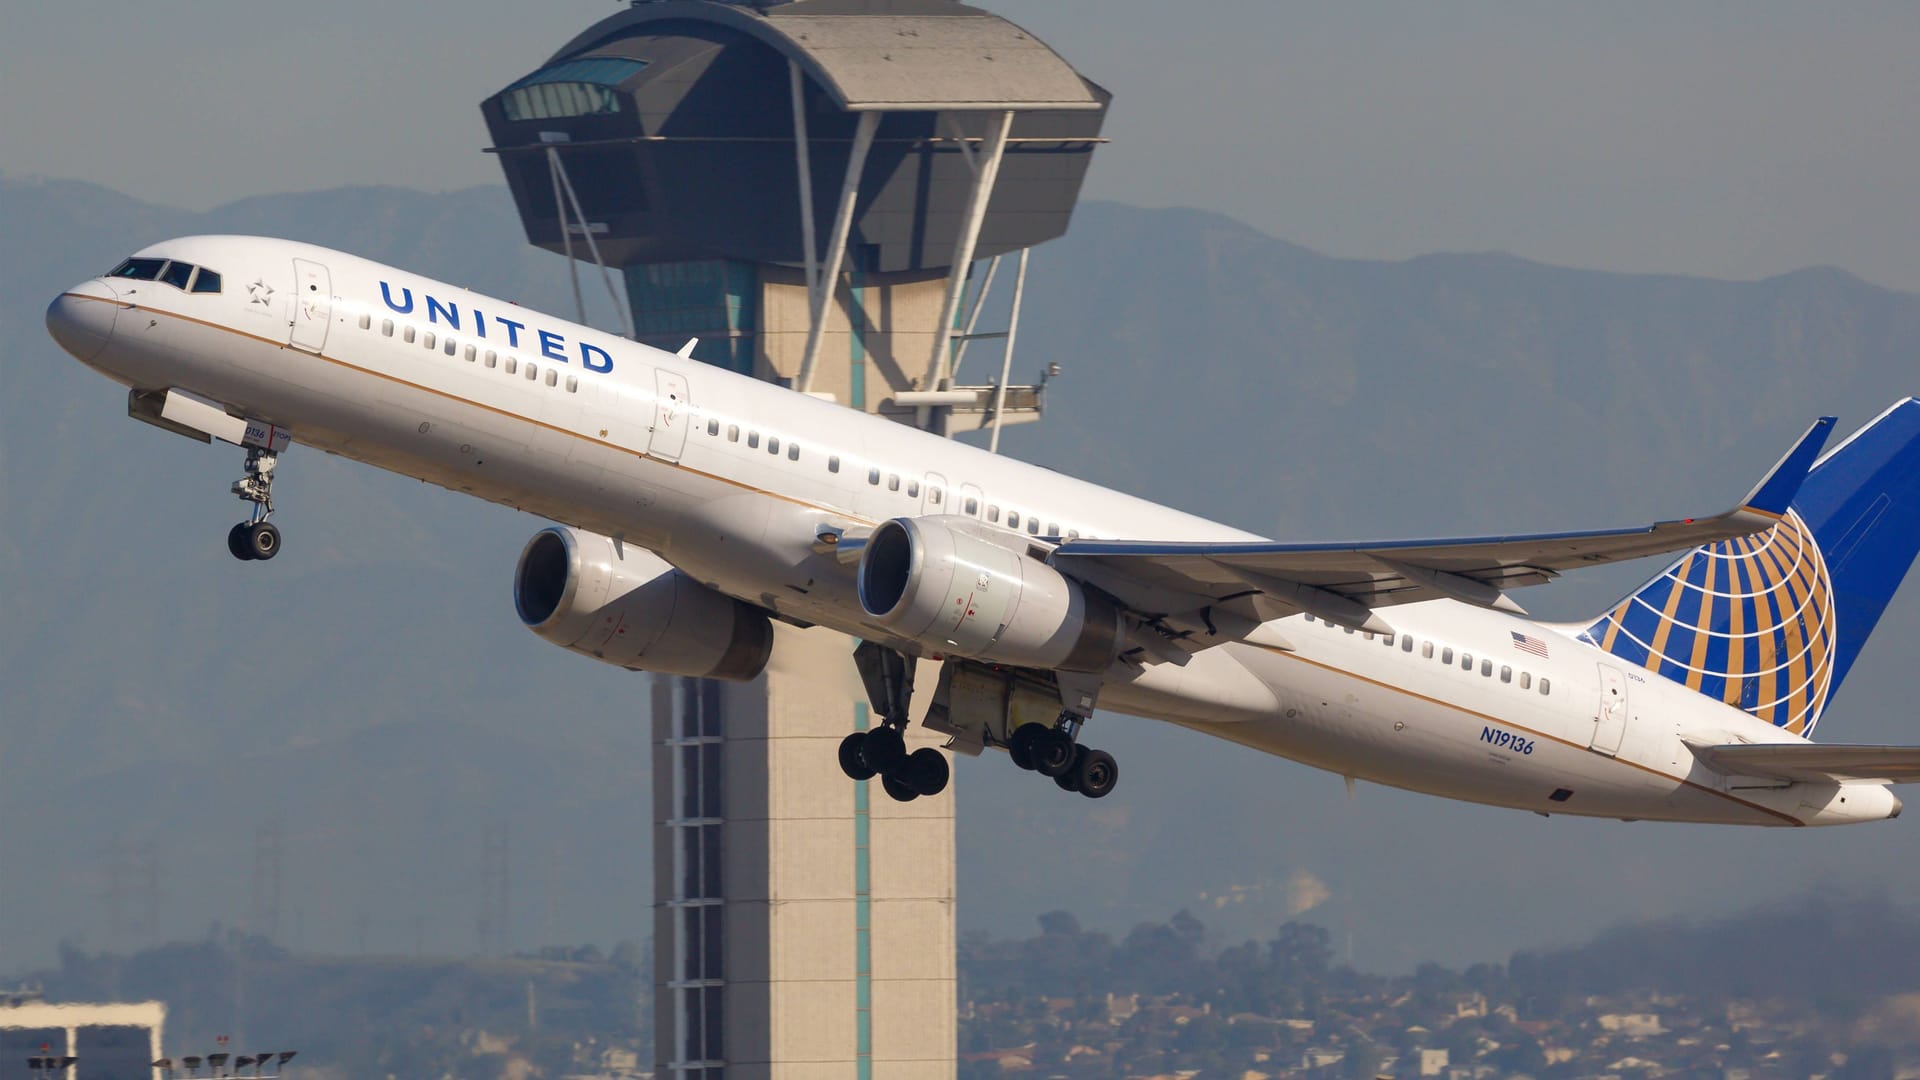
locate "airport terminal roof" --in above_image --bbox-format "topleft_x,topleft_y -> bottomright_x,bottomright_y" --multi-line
551,0 -> 1102,112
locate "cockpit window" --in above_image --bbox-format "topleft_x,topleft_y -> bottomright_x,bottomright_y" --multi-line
160,261 -> 194,290
109,257 -> 167,281
190,269 -> 222,293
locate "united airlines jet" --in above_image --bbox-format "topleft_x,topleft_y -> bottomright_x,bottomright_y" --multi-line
46,236 -> 1920,824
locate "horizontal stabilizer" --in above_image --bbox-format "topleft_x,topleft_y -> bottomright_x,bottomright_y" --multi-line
1691,743 -> 1920,785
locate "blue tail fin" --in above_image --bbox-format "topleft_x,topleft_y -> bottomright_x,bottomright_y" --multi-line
1583,399 -> 1920,737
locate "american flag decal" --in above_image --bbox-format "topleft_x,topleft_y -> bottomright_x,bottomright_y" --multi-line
1510,631 -> 1550,658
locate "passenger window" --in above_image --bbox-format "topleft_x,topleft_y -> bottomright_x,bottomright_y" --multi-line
988,506 -> 1000,523
965,498 -> 979,515
887,474 -> 900,492
485,350 -> 498,368
1441,647 -> 1453,664
109,257 -> 167,280
929,489 -> 943,507
464,344 -> 476,361
1519,672 -> 1532,690
382,319 -> 394,337
729,425 -> 740,443
160,261 -> 195,290
1027,518 -> 1040,535
868,468 -> 880,485
1383,633 -> 1395,647
906,481 -> 919,498
707,419 -> 720,436
1047,522 -> 1060,536
190,269 -> 223,293
788,443 -> 800,461
1007,512 -> 1020,529
1421,641 -> 1434,659
1305,614 -> 1317,624
1481,659 -> 1493,677
423,331 -> 436,350
1539,678 -> 1551,695
525,362 -> 537,380
546,368 -> 558,387
1402,636 -> 1414,652
1068,529 -> 1080,540
445,338 -> 458,356
404,326 -> 416,344
747,431 -> 759,449
828,456 -> 840,473
505,356 -> 518,374
566,376 -> 578,393
768,437 -> 780,455
358,314 -> 372,330
1344,626 -> 1355,635
1500,665 -> 1512,684
1461,652 -> 1472,670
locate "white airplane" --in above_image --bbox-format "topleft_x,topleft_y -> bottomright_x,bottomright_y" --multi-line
47,236 -> 1920,825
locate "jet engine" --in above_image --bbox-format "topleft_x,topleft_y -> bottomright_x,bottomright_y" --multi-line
514,526 -> 773,681
857,516 -> 1123,672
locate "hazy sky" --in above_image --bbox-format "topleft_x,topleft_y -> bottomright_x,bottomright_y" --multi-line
6,2 -> 1917,291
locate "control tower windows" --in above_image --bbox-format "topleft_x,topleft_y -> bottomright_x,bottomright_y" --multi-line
501,58 -> 646,122
160,261 -> 194,290
190,269 -> 222,293
109,257 -> 167,280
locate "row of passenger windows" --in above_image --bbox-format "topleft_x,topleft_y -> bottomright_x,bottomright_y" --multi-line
360,313 -> 579,393
1304,614 -> 1552,695
108,257 -> 222,294
693,413 -> 1086,540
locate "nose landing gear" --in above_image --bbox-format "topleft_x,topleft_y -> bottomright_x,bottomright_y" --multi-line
227,446 -> 283,561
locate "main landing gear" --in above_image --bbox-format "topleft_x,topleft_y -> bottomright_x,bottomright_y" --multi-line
838,642 -> 950,803
1006,714 -> 1119,799
226,445 -> 282,561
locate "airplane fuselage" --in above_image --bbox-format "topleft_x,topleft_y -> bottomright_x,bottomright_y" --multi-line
48,235 -> 1901,827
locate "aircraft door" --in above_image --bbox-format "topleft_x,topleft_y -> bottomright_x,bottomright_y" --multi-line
958,482 -> 984,520
922,472 -> 948,516
649,368 -> 690,462
289,259 -> 332,354
1592,663 -> 1630,756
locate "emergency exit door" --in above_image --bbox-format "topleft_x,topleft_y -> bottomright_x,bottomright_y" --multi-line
289,259 -> 331,354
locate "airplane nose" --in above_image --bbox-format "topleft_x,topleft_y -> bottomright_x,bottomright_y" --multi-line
46,279 -> 121,362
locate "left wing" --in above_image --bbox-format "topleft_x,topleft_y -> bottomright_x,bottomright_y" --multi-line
1050,416 -> 1835,634
1691,743 -> 1920,785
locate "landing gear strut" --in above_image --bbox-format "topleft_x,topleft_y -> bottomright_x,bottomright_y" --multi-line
1005,675 -> 1119,798
837,642 -> 951,802
227,446 -> 282,561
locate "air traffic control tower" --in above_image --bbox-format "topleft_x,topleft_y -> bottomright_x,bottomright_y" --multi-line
480,3 -> 1107,1075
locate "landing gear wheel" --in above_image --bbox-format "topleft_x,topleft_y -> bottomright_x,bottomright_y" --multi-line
905,747 -> 950,797
1073,748 -> 1119,799
227,523 -> 256,561
860,725 -> 906,774
1054,746 -> 1089,792
1008,722 -> 1049,771
880,770 -> 920,803
1031,728 -> 1078,778
245,521 -> 282,561
838,732 -> 877,782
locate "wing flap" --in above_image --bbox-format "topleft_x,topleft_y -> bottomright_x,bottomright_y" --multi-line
1691,743 -> 1920,784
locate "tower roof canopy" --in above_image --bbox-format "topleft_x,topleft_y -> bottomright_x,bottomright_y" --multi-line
552,1 -> 1102,112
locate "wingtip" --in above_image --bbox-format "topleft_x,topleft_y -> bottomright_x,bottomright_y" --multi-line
1740,415 -> 1837,516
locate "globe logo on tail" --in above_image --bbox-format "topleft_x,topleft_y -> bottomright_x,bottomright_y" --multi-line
1587,509 -> 1836,736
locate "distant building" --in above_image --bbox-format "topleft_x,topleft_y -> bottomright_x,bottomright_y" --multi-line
1599,1013 -> 1666,1037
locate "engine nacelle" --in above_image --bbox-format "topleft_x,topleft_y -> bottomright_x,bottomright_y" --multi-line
514,526 -> 773,681
857,516 -> 1123,673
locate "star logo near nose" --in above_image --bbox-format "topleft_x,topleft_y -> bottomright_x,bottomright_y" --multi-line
248,279 -> 274,307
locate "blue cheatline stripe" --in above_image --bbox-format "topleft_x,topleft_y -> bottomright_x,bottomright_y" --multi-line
853,702 -> 872,1080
